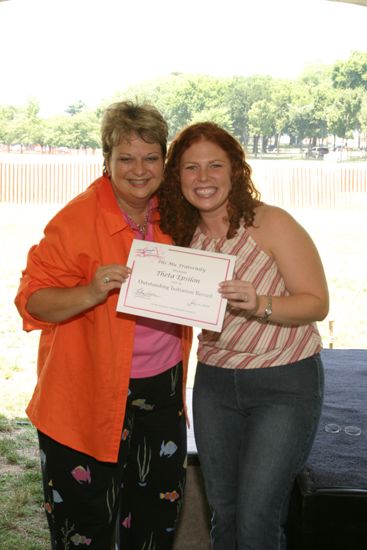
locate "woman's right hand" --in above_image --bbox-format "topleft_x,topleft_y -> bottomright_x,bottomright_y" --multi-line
90,264 -> 131,303
26,264 -> 131,324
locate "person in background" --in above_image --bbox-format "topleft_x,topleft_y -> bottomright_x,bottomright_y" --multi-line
158,122 -> 329,550
15,101 -> 191,550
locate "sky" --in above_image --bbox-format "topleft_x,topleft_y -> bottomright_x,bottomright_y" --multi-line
0,0 -> 366,116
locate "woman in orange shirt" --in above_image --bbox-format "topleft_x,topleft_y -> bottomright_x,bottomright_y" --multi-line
15,101 -> 191,550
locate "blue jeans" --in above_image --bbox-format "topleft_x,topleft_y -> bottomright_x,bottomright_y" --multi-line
193,355 -> 324,550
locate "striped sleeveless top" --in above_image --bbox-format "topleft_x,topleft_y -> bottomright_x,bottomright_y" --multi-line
190,224 -> 322,370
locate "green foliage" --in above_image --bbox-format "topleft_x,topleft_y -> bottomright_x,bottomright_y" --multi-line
287,78 -> 332,144
225,75 -> 274,144
65,100 -> 87,116
0,104 -> 17,146
190,106 -> 233,132
327,88 -> 363,139
331,51 -> 367,90
358,91 -> 367,133
44,110 -> 100,149
0,100 -> 44,150
121,73 -> 231,138
0,51 -> 366,150
270,79 -> 293,138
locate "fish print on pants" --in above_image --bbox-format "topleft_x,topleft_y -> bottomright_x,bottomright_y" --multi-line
159,490 -> 179,502
71,465 -> 92,484
121,428 -> 130,441
70,533 -> 92,546
44,501 -> 52,514
52,489 -> 63,503
132,398 -> 154,411
122,513 -> 131,528
159,440 -> 177,458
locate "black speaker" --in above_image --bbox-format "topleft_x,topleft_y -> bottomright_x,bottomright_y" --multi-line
287,475 -> 367,550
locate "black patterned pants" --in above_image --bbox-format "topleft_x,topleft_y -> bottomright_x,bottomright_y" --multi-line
38,362 -> 187,550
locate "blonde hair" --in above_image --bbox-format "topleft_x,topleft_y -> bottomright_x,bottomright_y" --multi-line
101,100 -> 168,173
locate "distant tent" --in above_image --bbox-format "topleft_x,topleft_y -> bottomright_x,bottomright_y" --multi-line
327,0 -> 367,6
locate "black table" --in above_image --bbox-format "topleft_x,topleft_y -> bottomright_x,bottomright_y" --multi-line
177,349 -> 367,550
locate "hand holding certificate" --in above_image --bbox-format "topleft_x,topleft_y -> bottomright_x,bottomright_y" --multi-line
117,240 -> 236,332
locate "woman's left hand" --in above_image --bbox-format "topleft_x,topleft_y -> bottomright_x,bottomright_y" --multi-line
218,280 -> 259,314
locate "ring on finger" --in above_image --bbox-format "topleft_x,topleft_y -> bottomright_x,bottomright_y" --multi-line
103,276 -> 110,284
243,293 -> 249,303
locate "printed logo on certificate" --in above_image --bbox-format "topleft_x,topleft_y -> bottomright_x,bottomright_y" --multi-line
117,240 -> 236,332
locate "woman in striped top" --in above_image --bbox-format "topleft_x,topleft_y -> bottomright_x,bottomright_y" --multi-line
158,122 -> 329,550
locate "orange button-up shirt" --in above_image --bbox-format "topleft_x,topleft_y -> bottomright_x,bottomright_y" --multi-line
15,176 -> 192,462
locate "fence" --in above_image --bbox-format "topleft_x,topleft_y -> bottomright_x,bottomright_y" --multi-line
0,154 -> 366,208
251,160 -> 367,209
0,155 -> 102,204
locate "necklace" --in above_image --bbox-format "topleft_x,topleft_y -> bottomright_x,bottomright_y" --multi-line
124,208 -> 150,238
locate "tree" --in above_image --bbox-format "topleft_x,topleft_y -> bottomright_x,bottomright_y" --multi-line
65,100 -> 87,116
0,104 -> 18,150
327,88 -> 363,143
248,99 -> 276,156
225,75 -> 273,146
332,51 -> 367,90
288,80 -> 330,146
268,79 -> 293,150
358,91 -> 367,151
131,74 -> 230,138
1,54 -> 367,154
190,107 -> 233,131
20,99 -> 45,149
0,99 -> 44,152
45,111 -> 100,150
65,111 -> 100,149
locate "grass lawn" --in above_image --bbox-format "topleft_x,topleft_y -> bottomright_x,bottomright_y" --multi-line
0,415 -> 48,550
0,202 -> 366,548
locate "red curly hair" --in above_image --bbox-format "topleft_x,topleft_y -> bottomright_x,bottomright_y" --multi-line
158,122 -> 262,247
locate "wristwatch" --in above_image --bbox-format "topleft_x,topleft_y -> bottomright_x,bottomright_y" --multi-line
257,295 -> 273,323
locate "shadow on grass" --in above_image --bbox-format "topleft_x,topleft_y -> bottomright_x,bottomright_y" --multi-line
0,414 -> 49,549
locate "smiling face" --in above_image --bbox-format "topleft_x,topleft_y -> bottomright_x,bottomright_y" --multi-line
107,135 -> 164,213
179,139 -> 232,219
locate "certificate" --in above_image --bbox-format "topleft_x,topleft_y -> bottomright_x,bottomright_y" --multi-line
117,240 -> 236,332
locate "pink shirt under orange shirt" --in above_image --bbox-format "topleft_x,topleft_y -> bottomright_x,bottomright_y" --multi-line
122,211 -> 182,378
